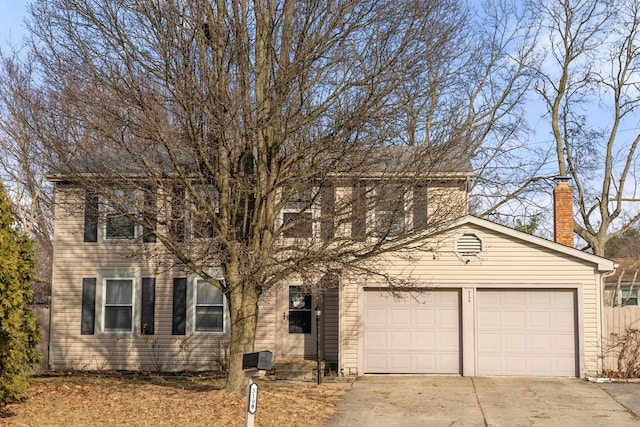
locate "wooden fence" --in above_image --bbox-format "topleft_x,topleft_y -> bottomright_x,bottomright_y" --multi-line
604,307 -> 640,375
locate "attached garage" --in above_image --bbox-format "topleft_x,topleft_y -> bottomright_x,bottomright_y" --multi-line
362,289 -> 460,374
346,216 -> 615,379
477,289 -> 577,377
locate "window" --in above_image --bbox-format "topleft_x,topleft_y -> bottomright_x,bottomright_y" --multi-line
104,189 -> 140,240
621,288 -> 638,306
281,187 -> 318,239
288,286 -> 312,333
170,185 -> 218,241
374,184 -> 408,236
103,279 -> 134,332
195,280 -> 225,332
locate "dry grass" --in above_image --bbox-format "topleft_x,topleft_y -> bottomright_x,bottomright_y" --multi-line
0,373 -> 351,426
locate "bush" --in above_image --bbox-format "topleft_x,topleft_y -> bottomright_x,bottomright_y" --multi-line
0,183 -> 41,405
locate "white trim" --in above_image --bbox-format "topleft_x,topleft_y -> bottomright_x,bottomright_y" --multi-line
187,275 -> 229,334
100,189 -> 143,242
277,186 -> 321,240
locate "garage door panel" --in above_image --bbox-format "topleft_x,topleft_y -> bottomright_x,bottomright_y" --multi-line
504,333 -> 527,351
438,308 -> 460,325
414,309 -> 436,325
414,353 -> 437,370
365,353 -> 388,371
389,353 -> 411,370
503,311 -> 526,328
413,331 -> 436,348
364,292 -> 389,305
529,311 -> 552,328
364,330 -> 387,349
478,289 -> 577,377
364,308 -> 387,325
389,331 -> 411,348
438,330 -> 461,349
529,334 -> 552,350
364,290 -> 460,374
390,309 -> 411,325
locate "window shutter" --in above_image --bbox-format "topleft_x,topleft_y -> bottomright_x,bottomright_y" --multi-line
413,186 -> 428,230
141,278 -> 155,335
321,186 -> 335,240
81,278 -> 96,335
143,191 -> 157,243
84,192 -> 98,242
170,186 -> 185,242
172,277 -> 187,335
351,185 -> 367,241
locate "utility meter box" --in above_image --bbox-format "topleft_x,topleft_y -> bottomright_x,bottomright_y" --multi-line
242,350 -> 273,371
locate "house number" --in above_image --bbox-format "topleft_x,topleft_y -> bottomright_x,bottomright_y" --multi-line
248,382 -> 258,414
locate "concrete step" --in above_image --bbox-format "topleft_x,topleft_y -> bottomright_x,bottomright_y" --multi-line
271,361 -> 325,381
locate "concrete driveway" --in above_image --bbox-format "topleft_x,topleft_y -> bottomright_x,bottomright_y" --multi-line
325,376 -> 640,426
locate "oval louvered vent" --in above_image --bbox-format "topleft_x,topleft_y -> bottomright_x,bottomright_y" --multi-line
456,233 -> 482,256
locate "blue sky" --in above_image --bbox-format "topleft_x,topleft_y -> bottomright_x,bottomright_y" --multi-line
0,0 -> 29,50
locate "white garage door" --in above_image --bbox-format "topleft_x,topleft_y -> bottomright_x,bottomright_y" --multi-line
363,289 -> 460,374
477,289 -> 577,377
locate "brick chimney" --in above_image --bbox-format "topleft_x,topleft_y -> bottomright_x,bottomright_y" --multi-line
553,176 -> 573,247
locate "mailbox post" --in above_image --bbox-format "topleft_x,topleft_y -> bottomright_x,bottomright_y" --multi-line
243,350 -> 273,427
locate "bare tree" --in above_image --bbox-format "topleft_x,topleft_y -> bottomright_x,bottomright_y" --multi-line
21,0 -> 476,391
0,49 -> 53,302
532,0 -> 640,255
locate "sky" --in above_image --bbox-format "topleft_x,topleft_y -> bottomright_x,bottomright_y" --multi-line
0,0 -> 29,51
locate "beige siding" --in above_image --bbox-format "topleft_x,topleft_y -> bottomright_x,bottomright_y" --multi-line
340,279 -> 359,375
339,223 -> 606,377
50,187 -> 233,371
255,288 -> 277,353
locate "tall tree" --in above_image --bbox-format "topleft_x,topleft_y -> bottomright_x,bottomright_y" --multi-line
0,181 -> 40,406
25,0 -> 474,392
0,50 -> 54,302
531,0 -> 640,255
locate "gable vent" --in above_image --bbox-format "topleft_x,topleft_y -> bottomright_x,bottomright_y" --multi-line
456,233 -> 482,256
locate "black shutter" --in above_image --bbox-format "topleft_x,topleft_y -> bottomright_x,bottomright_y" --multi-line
413,185 -> 428,230
143,191 -> 157,243
321,186 -> 335,240
170,186 -> 185,242
172,278 -> 187,335
84,192 -> 98,242
141,278 -> 155,335
351,184 -> 367,241
81,278 -> 96,335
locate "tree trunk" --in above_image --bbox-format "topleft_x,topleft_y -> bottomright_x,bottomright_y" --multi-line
225,277 -> 261,393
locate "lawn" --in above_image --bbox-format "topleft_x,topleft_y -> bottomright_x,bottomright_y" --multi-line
0,373 -> 350,426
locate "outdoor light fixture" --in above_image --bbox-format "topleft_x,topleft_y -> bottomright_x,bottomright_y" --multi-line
315,304 -> 322,385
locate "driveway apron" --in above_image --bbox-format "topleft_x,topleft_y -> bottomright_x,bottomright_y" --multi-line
325,376 -> 639,426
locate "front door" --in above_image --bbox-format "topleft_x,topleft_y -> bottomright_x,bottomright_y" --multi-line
278,285 -> 318,359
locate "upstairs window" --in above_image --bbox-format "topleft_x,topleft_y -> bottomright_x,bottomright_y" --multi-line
170,184 -> 219,241
281,186 -> 318,239
104,189 -> 140,240
352,183 -> 420,239
374,184 -> 408,237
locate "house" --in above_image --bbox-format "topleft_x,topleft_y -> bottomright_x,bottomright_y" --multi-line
603,258 -> 640,307
47,155 -> 615,378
